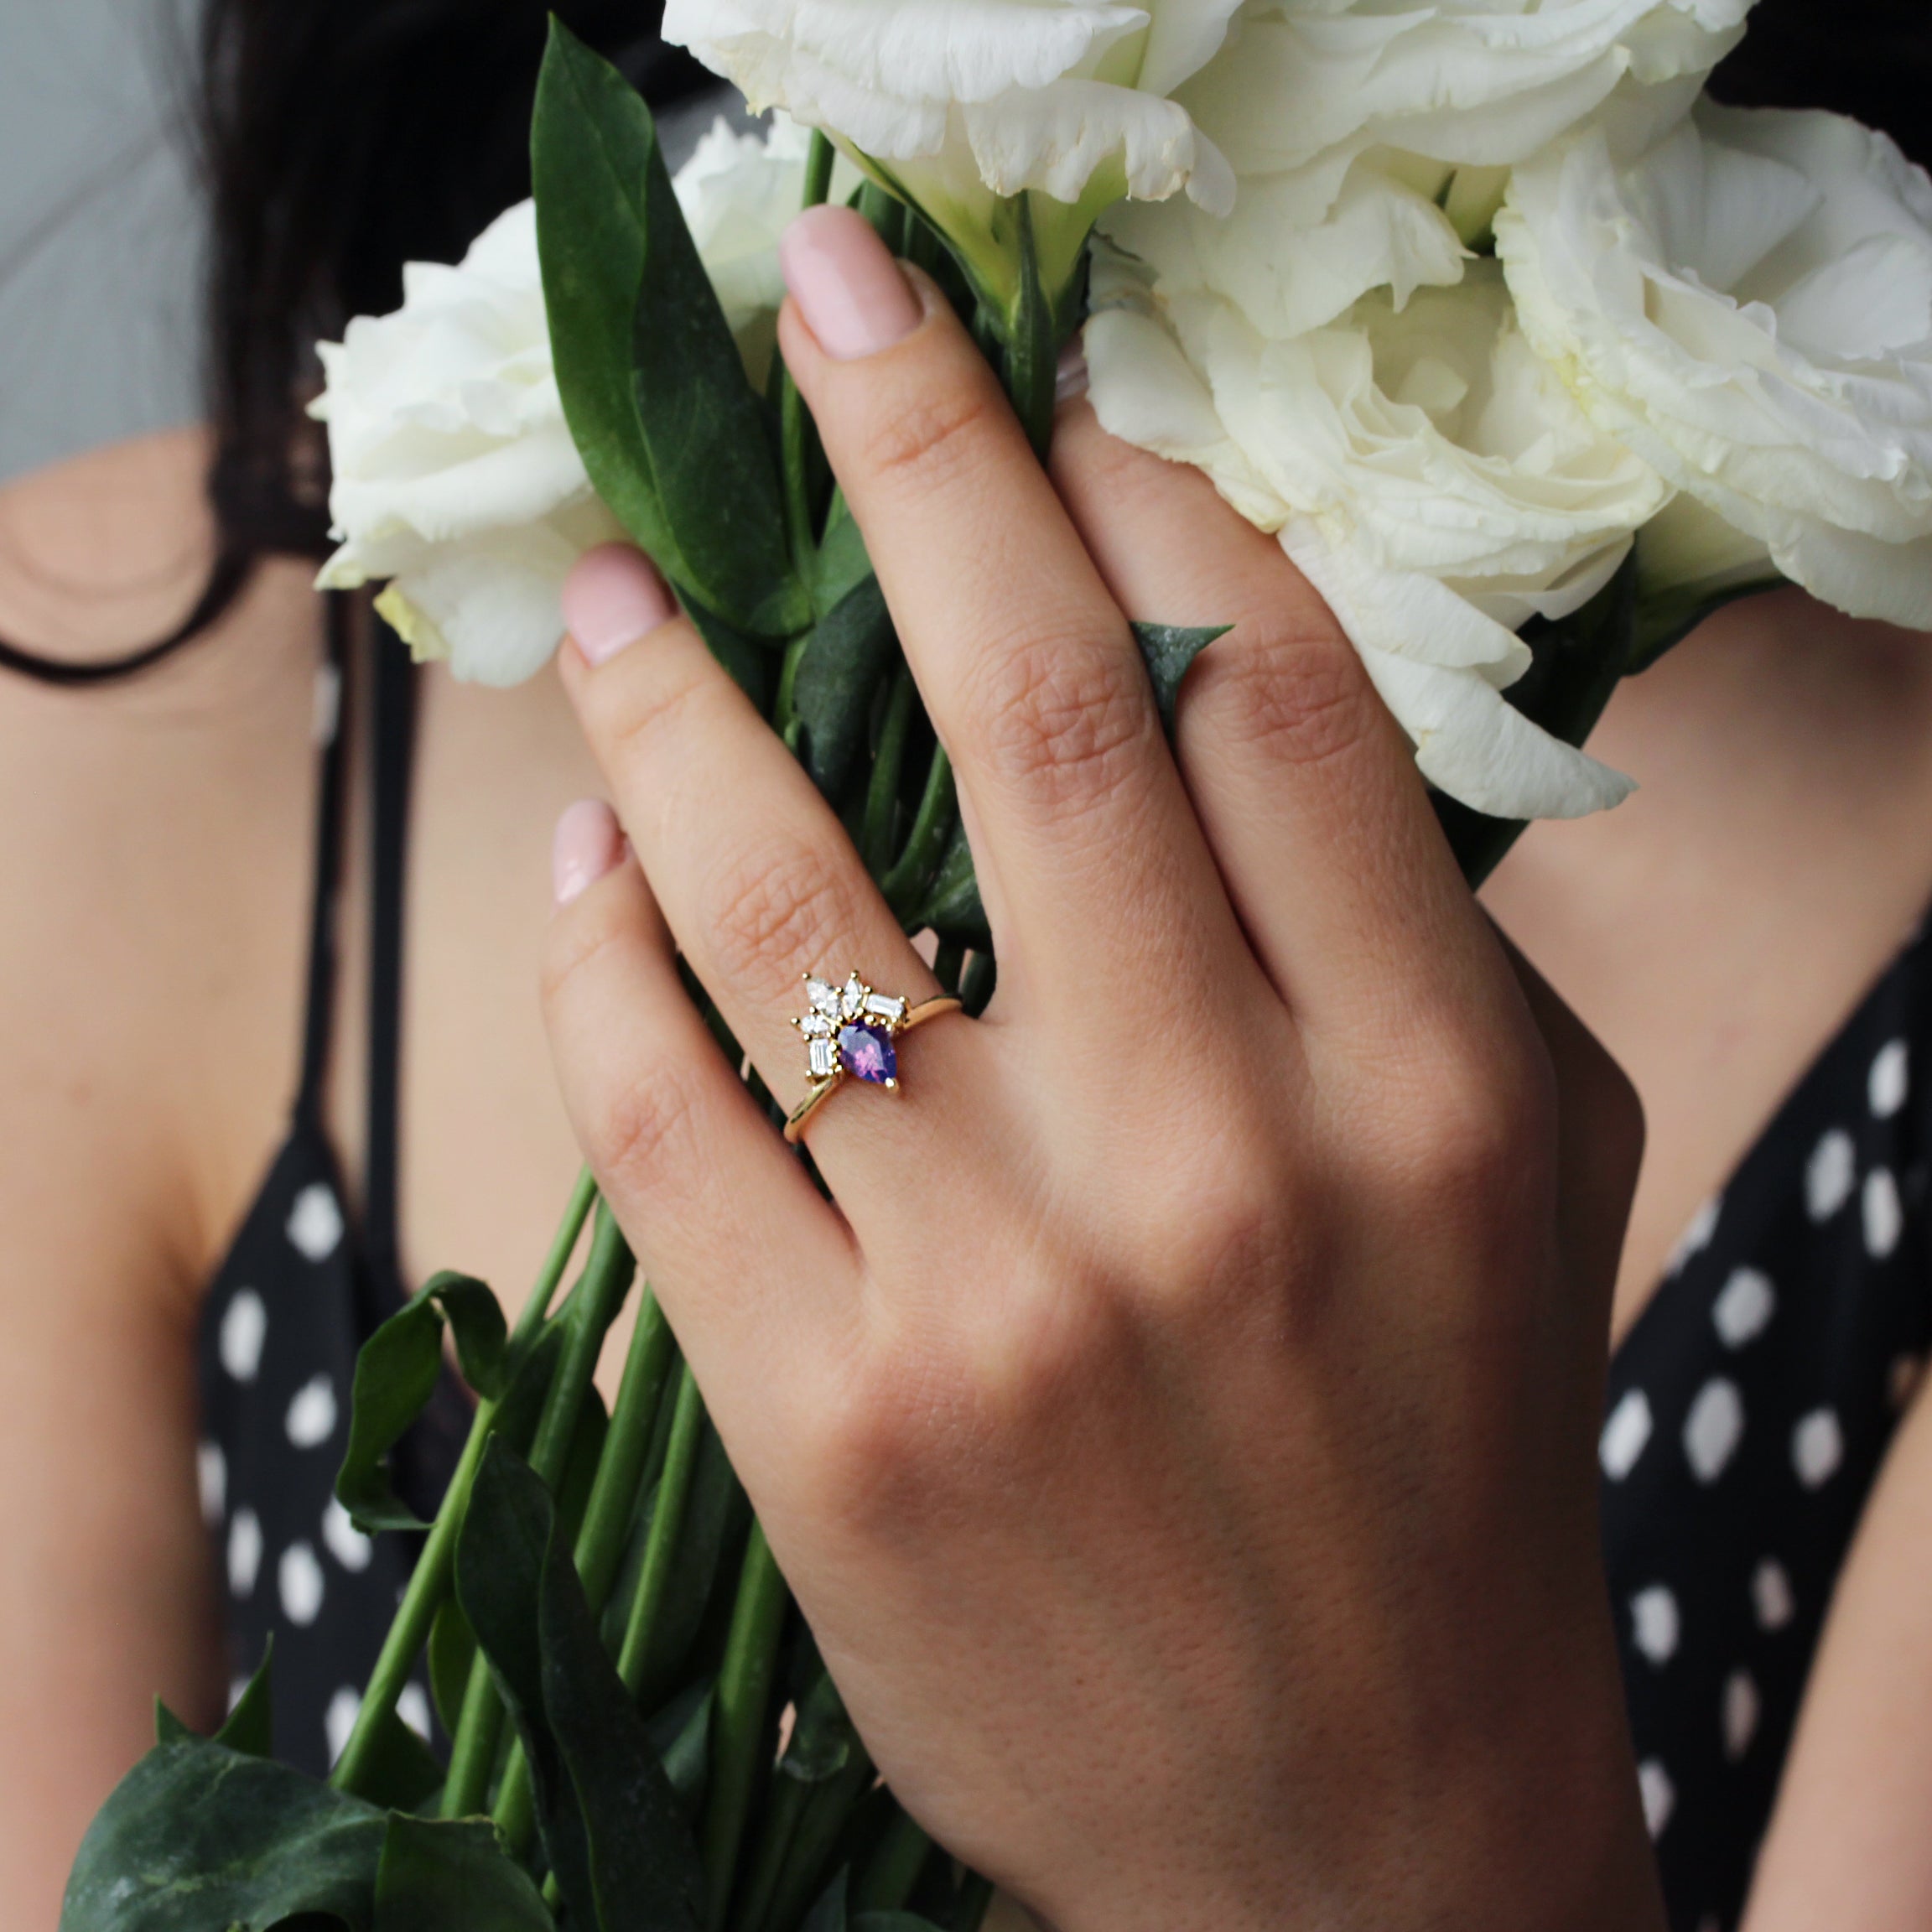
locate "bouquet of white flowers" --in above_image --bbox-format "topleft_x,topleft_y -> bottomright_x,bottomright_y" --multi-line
60,3 -> 1932,1929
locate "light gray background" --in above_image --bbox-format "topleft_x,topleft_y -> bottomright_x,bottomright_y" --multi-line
0,1 -> 735,488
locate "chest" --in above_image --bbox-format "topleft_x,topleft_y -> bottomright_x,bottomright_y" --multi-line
1483,592 -> 1932,1337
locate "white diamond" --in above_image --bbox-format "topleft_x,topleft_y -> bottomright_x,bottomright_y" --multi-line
807,979 -> 840,1018
840,974 -> 865,1019
808,1038 -> 837,1079
863,993 -> 907,1023
798,1013 -> 832,1038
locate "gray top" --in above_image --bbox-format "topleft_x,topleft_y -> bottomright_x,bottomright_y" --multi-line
0,0 -> 739,489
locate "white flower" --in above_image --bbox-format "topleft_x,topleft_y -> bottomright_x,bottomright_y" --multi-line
674,112 -> 863,385
314,119 -> 829,684
1087,249 -> 1665,816
662,0 -> 1241,314
313,200 -> 625,685
1498,104 -> 1932,630
1179,0 -> 1752,184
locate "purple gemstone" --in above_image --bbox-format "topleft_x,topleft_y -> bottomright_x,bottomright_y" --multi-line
838,1021 -> 896,1085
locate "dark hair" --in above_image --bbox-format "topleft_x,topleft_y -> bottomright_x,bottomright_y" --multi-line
3,0 -> 1927,685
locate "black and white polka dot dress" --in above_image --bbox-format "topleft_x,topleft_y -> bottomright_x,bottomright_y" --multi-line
1602,917 -> 1932,1929
195,605 -> 464,1775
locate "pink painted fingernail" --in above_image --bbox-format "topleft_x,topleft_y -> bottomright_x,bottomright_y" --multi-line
564,544 -> 677,666
780,205 -> 922,361
552,798 -> 624,907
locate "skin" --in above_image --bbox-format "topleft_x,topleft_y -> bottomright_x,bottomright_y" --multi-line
3,225 -> 1932,1925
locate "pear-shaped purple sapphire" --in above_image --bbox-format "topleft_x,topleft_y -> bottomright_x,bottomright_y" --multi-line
838,1021 -> 896,1084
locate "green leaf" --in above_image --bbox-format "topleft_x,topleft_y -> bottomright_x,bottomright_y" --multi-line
1130,622 -> 1228,738
647,1681 -> 714,1816
336,1275 -> 511,1533
428,1597 -> 479,1740
539,1476 -> 706,1932
61,1739 -> 386,1932
153,1699 -> 193,1748
217,1639 -> 277,1758
910,819 -> 989,952
631,1417 -> 746,1709
371,1816 -> 553,1932
684,596 -> 775,709
802,1869 -> 852,1932
810,497 -> 872,619
533,21 -> 807,641
457,1441 -> 704,1932
427,1272 -> 511,1400
350,1704 -> 445,1815
557,1384 -> 610,1552
779,1664 -> 860,1787
792,578 -> 899,799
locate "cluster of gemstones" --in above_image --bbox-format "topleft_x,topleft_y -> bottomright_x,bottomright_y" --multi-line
794,972 -> 911,1088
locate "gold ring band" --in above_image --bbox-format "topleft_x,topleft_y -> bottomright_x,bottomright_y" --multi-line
784,972 -> 963,1145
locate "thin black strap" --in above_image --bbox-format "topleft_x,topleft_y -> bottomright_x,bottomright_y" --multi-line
293,593 -> 353,1124
362,622 -> 418,1295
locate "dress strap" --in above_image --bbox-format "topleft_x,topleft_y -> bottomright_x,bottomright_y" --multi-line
361,621 -> 418,1296
293,594 -> 352,1124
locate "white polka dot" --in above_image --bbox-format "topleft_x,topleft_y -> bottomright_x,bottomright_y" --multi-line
322,1496 -> 373,1573
286,1182 -> 345,1263
1752,1559 -> 1795,1631
1630,1585 -> 1680,1665
1711,1267 -> 1776,1348
1723,1670 -> 1759,1761
1793,1408 -> 1844,1489
325,1686 -> 360,1766
1890,1353 -> 1924,1409
1666,1197 -> 1722,1275
1685,1379 -> 1745,1483
1806,1129 -> 1857,1222
227,1508 -> 262,1598
278,1540 -> 325,1626
1871,1039 -> 1910,1118
1601,1389 -> 1654,1481
218,1290 -> 267,1383
285,1374 -> 339,1450
1638,1759 -> 1675,1839
397,1683 -> 433,1741
197,1441 -> 226,1526
1863,1168 -> 1903,1258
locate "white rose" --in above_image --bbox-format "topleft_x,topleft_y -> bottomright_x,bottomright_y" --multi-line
673,112 -> 863,386
1087,250 -> 1666,817
1180,0 -> 1751,184
1498,104 -> 1932,630
314,119 -> 824,686
662,0 -> 1240,314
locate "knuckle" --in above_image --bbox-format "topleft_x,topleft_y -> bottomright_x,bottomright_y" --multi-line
699,828 -> 866,990
962,630 -> 1157,812
599,648 -> 715,774
581,1057 -> 707,1197
856,380 -> 998,496
1196,621 -> 1379,775
1394,1031 -> 1555,1218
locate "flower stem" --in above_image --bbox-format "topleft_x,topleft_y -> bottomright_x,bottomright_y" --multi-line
1003,195 -> 1057,463
441,1202 -> 636,1817
327,1168 -> 595,1796
863,666 -> 917,875
879,742 -> 955,912
616,1360 -> 709,1696
701,1524 -> 791,1932
779,132 -> 839,583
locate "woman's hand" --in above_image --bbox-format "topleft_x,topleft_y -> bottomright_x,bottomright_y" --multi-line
540,206 -> 1659,1932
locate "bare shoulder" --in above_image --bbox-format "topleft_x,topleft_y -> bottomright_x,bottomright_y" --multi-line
0,435 -> 323,1306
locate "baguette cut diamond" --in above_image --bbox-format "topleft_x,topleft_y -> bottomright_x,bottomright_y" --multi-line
807,1037 -> 838,1079
862,993 -> 908,1023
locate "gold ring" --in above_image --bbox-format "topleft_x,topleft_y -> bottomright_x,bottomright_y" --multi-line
784,971 -> 963,1145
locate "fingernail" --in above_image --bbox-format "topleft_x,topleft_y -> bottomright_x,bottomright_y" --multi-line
552,798 -> 624,907
564,544 -> 676,666
1056,340 -> 1089,404
780,205 -> 922,361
